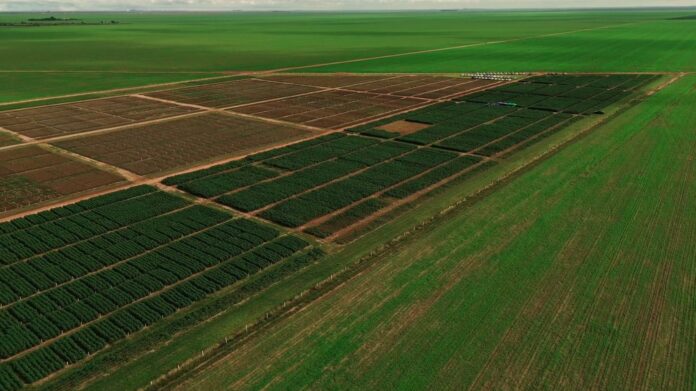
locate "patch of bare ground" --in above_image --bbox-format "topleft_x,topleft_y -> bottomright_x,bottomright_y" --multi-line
376,119 -> 432,135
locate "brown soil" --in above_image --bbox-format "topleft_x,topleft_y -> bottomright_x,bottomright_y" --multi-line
377,119 -> 432,135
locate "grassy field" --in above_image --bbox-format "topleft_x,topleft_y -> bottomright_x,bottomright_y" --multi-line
309,18 -> 696,73
170,75 -> 695,391
0,72 -> 220,104
0,10 -> 690,103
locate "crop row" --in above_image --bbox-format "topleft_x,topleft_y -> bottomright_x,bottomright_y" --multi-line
263,135 -> 378,170
167,134 -> 389,202
0,205 -> 236,358
0,193 -> 313,388
0,199 -> 217,305
0,233 -> 310,389
162,133 -> 346,187
177,165 -> 279,198
304,198 -> 390,239
218,141 -> 415,212
0,188 -> 188,266
260,148 -> 457,227
477,114 -> 578,156
385,155 -> 484,199
435,111 -> 557,153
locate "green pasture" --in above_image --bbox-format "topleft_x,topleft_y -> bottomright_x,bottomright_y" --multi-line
1,10 -> 692,102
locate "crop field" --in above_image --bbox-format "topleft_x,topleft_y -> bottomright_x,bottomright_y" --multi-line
0,97 -> 199,140
0,146 -> 123,215
143,79 -> 320,109
0,8 -> 693,391
169,73 -> 695,391
0,185 -> 318,389
261,74 -> 500,99
52,113 -> 314,176
165,74 -> 652,241
229,90 -> 426,130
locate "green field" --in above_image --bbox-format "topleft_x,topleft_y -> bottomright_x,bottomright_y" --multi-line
170,75 -> 695,391
1,10 -> 694,103
0,8 -> 693,391
0,72 -> 220,104
309,17 -> 696,73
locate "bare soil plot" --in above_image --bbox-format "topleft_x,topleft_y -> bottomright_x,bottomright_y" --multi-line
0,145 -> 123,214
258,74 -> 395,88
0,96 -> 199,140
143,79 -> 320,108
53,113 -> 313,176
376,119 -> 432,135
345,75 -> 498,99
229,90 -> 424,129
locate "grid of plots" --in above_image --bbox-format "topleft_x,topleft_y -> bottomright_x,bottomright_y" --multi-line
0,146 -> 123,215
168,74 -> 654,241
53,113 -> 314,176
0,96 -> 199,140
0,186 -> 318,388
229,90 -> 425,129
143,78 -> 320,108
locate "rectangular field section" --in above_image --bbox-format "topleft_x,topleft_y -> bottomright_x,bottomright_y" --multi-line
0,96 -> 199,140
143,79 -> 320,108
229,90 -> 425,129
0,146 -> 123,215
0,186 -> 318,389
53,113 -> 314,176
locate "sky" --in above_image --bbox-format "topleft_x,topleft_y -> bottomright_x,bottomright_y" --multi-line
1,0 -> 695,12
